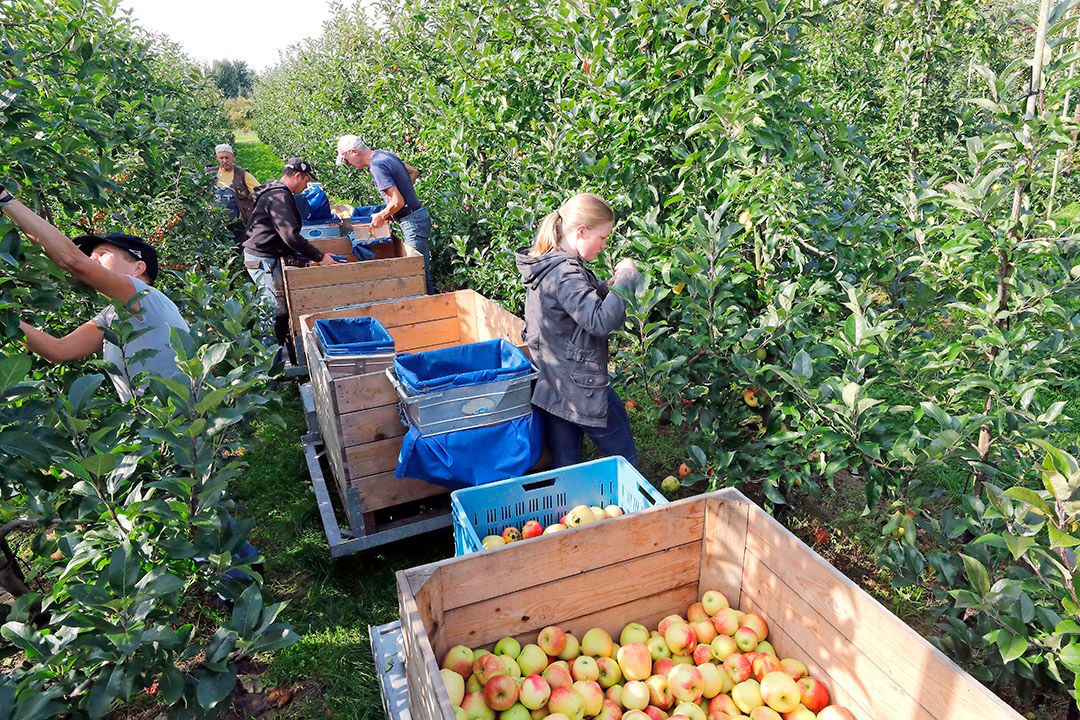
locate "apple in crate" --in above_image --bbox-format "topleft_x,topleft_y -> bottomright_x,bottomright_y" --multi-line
596,657 -> 622,688
752,654 -> 782,682
686,602 -> 709,624
731,678 -> 763,714
652,657 -> 675,678
750,707 -> 782,720
582,627 -> 614,658
620,680 -> 650,710
544,523 -> 567,535
724,653 -> 752,682
548,686 -> 586,720
711,608 -> 740,636
708,693 -> 739,717
733,627 -> 759,652
502,526 -> 522,543
700,590 -> 729,616
603,505 -> 623,518
519,675 -> 551,710
538,626 -> 569,656
796,677 -> 830,713
657,614 -> 685,636
620,622 -> 650,646
696,662 -> 726,698
441,668 -> 466,706
622,711 -> 651,720
571,655 -> 599,682
475,653 -> 509,684
664,622 -> 698,655
646,635 -> 671,661
573,680 -> 605,716
543,663 -> 574,690
691,620 -> 717,646
597,699 -> 624,720
442,644 -> 476,678
672,701 -> 706,720
779,658 -> 807,681
782,705 -> 818,720
522,520 -> 544,539
668,664 -> 704,703
565,505 -> 598,527
642,706 -> 666,720
740,614 -> 768,642
710,635 -> 737,662
495,637 -> 522,659
644,674 -> 673,710
816,707 -> 857,720
759,672 -> 800,713
500,655 -> 522,678
559,634 -> 581,661
616,643 -> 653,681
462,691 -> 496,720
484,674 -> 520,711
517,644 -> 549,676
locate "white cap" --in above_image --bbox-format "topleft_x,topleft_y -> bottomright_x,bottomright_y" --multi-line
335,134 -> 369,165
215,143 -> 234,155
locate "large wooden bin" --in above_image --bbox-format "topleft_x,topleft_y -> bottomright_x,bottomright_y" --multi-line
396,489 -> 1022,720
302,290 -> 528,540
283,226 -> 425,349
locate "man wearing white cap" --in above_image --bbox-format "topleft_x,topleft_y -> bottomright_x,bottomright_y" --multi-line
335,135 -> 433,293
209,143 -> 260,248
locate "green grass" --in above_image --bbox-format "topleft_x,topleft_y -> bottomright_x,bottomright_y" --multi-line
235,385 -> 451,717
234,139 -> 283,185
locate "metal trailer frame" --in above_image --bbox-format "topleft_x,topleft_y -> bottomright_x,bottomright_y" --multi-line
300,384 -> 452,558
370,621 -> 411,720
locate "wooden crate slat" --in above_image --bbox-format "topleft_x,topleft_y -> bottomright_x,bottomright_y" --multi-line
331,371 -> 399,415
439,541 -> 703,652
744,511 -> 1022,719
697,494 -> 750,608
388,318 -> 462,353
299,292 -> 457,332
423,497 -> 706,609
397,569 -> 455,720
289,276 -> 427,333
350,470 -> 449,512
285,254 -> 424,291
344,435 -> 402,477
339,403 -> 407,446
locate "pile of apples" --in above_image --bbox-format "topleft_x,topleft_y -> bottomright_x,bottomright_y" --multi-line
438,590 -> 857,720
480,504 -> 625,549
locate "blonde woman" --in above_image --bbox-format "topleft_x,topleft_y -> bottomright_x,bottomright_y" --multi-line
515,193 -> 641,468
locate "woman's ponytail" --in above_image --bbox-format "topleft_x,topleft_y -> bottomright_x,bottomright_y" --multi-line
529,210 -> 563,256
529,193 -> 613,257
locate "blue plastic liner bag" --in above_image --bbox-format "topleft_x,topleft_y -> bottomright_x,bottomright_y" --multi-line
314,316 -> 394,356
352,203 -> 386,223
394,339 -> 533,395
351,238 -> 376,261
299,185 -> 333,224
396,411 -> 543,488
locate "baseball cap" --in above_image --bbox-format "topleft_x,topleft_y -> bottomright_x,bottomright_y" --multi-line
73,233 -> 160,282
283,157 -> 317,179
335,135 -> 369,165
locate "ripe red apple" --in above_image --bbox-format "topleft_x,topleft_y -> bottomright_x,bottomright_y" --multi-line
781,705 -> 817,720
723,653 -> 753,683
642,706 -> 667,720
559,634 -> 581,661
573,680 -> 604,716
522,520 -> 543,539
538,626 -> 569,657
571,655 -> 599,682
545,714 -> 571,720
749,707 -> 782,720
686,603 -> 709,624
664,622 -> 698,656
691,620 -> 717,646
519,674 -> 551,710
752,654 -> 782,682
605,684 -> 622,705
796,677 -> 829,713
597,699 -> 624,720
672,701 -> 706,720
441,668 -> 466,706
658,615 -> 685,636
542,663 -> 574,690
700,590 -> 730,617
621,622 -> 651,646
691,644 -> 714,665
710,609 -> 740,636
621,680 -> 651,710
622,711 -> 651,720
474,652 -> 509,684
499,655 -> 522,678
740,614 -> 768,643
667,664 -> 704,703
548,686 -> 585,720
582,628 -> 614,658
755,641 -> 775,657
696,663 -> 725,699
603,505 -> 624,518
708,694 -> 739,717
462,691 -> 496,720
644,674 -> 674,710
484,674 -> 520,711
759,672 -> 800,713
442,645 -> 476,678
653,658 -> 676,677
816,706 -> 856,720
617,643 -> 653,681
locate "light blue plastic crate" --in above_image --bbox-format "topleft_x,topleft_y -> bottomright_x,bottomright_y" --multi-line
300,221 -> 343,240
450,456 -> 667,555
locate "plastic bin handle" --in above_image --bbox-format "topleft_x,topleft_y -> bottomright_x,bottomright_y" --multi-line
329,294 -> 427,313
520,477 -> 558,493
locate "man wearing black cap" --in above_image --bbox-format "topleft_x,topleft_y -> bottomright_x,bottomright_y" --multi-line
242,158 -> 337,353
0,189 -> 190,402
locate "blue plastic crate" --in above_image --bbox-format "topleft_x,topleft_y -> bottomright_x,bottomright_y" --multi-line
314,316 -> 395,356
450,457 -> 667,555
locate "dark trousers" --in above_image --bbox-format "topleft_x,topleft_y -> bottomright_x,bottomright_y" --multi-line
538,386 -> 638,469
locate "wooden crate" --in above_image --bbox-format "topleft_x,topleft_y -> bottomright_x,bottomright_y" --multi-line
396,489 -> 1023,720
283,225 -> 423,343
302,290 -> 528,538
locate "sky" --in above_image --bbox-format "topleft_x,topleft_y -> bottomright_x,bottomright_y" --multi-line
118,0 -> 340,72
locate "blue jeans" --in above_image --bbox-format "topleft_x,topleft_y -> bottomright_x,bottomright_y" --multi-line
398,206 -> 433,294
539,386 -> 638,469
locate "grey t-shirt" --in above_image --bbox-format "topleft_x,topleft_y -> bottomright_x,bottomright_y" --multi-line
92,276 -> 190,401
369,150 -> 421,218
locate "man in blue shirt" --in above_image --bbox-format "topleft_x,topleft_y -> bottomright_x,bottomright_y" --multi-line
336,135 -> 433,293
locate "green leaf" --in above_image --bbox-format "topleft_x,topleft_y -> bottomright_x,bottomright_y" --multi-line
841,382 -> 859,410
792,349 -> 812,379
1048,524 -> 1080,550
0,353 -> 31,393
1061,641 -> 1080,672
195,667 -> 236,710
997,631 -> 1027,663
231,583 -> 263,635
107,543 -> 139,596
158,667 -> 186,704
961,554 -> 991,596
68,373 -> 105,413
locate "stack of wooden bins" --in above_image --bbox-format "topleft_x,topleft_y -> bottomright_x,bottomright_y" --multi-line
301,290 -> 529,556
396,488 -> 1023,720
283,224 -> 425,368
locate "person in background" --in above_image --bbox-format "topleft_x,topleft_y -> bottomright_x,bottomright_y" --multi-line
514,193 -> 641,469
0,188 -> 189,403
241,158 -> 337,355
209,143 -> 259,248
335,135 -> 434,293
